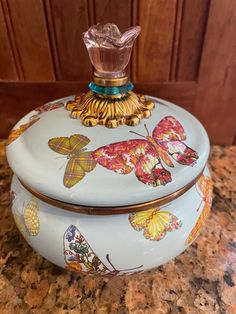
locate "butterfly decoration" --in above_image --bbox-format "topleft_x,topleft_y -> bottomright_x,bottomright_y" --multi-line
129,207 -> 182,241
48,134 -> 97,188
34,102 -> 64,113
6,117 -> 40,146
196,175 -> 213,212
92,116 -> 199,187
11,195 -> 40,242
185,175 -> 213,245
64,225 -> 143,276
6,102 -> 64,146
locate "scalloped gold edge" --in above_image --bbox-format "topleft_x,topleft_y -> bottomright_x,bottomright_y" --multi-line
65,91 -> 155,128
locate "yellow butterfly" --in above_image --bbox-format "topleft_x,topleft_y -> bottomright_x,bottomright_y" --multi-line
12,196 -> 40,242
129,207 -> 182,241
48,134 -> 97,188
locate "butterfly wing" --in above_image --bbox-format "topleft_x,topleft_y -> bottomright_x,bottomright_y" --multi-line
64,225 -> 110,275
63,157 -> 85,188
76,151 -> 97,173
143,211 -> 182,241
92,139 -> 151,174
153,116 -> 186,142
23,197 -> 40,236
157,145 -> 174,167
197,175 -> 213,204
185,203 -> 211,245
129,209 -> 153,231
48,137 -> 71,155
162,141 -> 199,166
69,134 -> 90,153
135,147 -> 172,186
35,102 -> 64,113
129,208 -> 182,241
49,135 -> 94,188
48,134 -> 90,155
6,117 -> 40,146
152,116 -> 198,166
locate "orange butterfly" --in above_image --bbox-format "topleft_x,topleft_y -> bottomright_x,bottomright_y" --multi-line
34,102 -> 64,113
6,102 -> 63,146
185,175 -> 213,245
196,175 -> 213,212
6,117 -> 40,146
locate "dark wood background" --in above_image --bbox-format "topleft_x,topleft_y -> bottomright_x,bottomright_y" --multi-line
0,0 -> 235,144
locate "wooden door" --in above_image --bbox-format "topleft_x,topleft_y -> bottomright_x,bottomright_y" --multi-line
0,0 -> 235,144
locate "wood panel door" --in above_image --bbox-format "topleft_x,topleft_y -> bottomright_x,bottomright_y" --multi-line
0,0 -> 235,144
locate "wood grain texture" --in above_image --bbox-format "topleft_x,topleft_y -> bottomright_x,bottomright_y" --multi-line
0,81 -> 88,136
94,0 -> 132,76
176,0 -> 210,81
0,0 -> 235,144
46,0 -> 92,81
169,0 -> 183,81
94,0 -> 131,32
0,2 -> 18,80
194,0 -> 236,145
0,81 -> 196,138
5,0 -> 55,80
135,81 -> 196,109
136,0 -> 176,82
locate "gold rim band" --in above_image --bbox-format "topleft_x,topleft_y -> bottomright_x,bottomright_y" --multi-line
93,75 -> 128,87
19,169 -> 204,216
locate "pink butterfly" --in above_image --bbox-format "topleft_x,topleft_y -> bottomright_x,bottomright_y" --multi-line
92,116 -> 199,187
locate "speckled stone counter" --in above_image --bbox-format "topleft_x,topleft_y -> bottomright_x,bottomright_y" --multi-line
0,141 -> 235,314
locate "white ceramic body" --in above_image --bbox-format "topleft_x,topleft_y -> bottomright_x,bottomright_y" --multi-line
11,166 -> 212,276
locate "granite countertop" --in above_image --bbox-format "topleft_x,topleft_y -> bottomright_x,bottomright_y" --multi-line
0,141 -> 235,314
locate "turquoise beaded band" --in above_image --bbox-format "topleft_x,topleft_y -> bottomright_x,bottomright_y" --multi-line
89,82 -> 134,96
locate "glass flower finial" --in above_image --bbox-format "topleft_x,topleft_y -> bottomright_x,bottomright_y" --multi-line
65,23 -> 154,129
83,23 -> 141,78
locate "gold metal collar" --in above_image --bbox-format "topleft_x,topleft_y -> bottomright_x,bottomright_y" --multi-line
93,75 -> 128,87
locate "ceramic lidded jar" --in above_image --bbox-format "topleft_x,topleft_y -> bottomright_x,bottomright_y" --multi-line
6,24 -> 213,276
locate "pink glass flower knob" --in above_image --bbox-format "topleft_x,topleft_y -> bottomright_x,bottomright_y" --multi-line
83,23 -> 141,78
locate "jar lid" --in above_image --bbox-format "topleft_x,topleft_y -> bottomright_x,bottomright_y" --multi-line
6,95 -> 209,209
